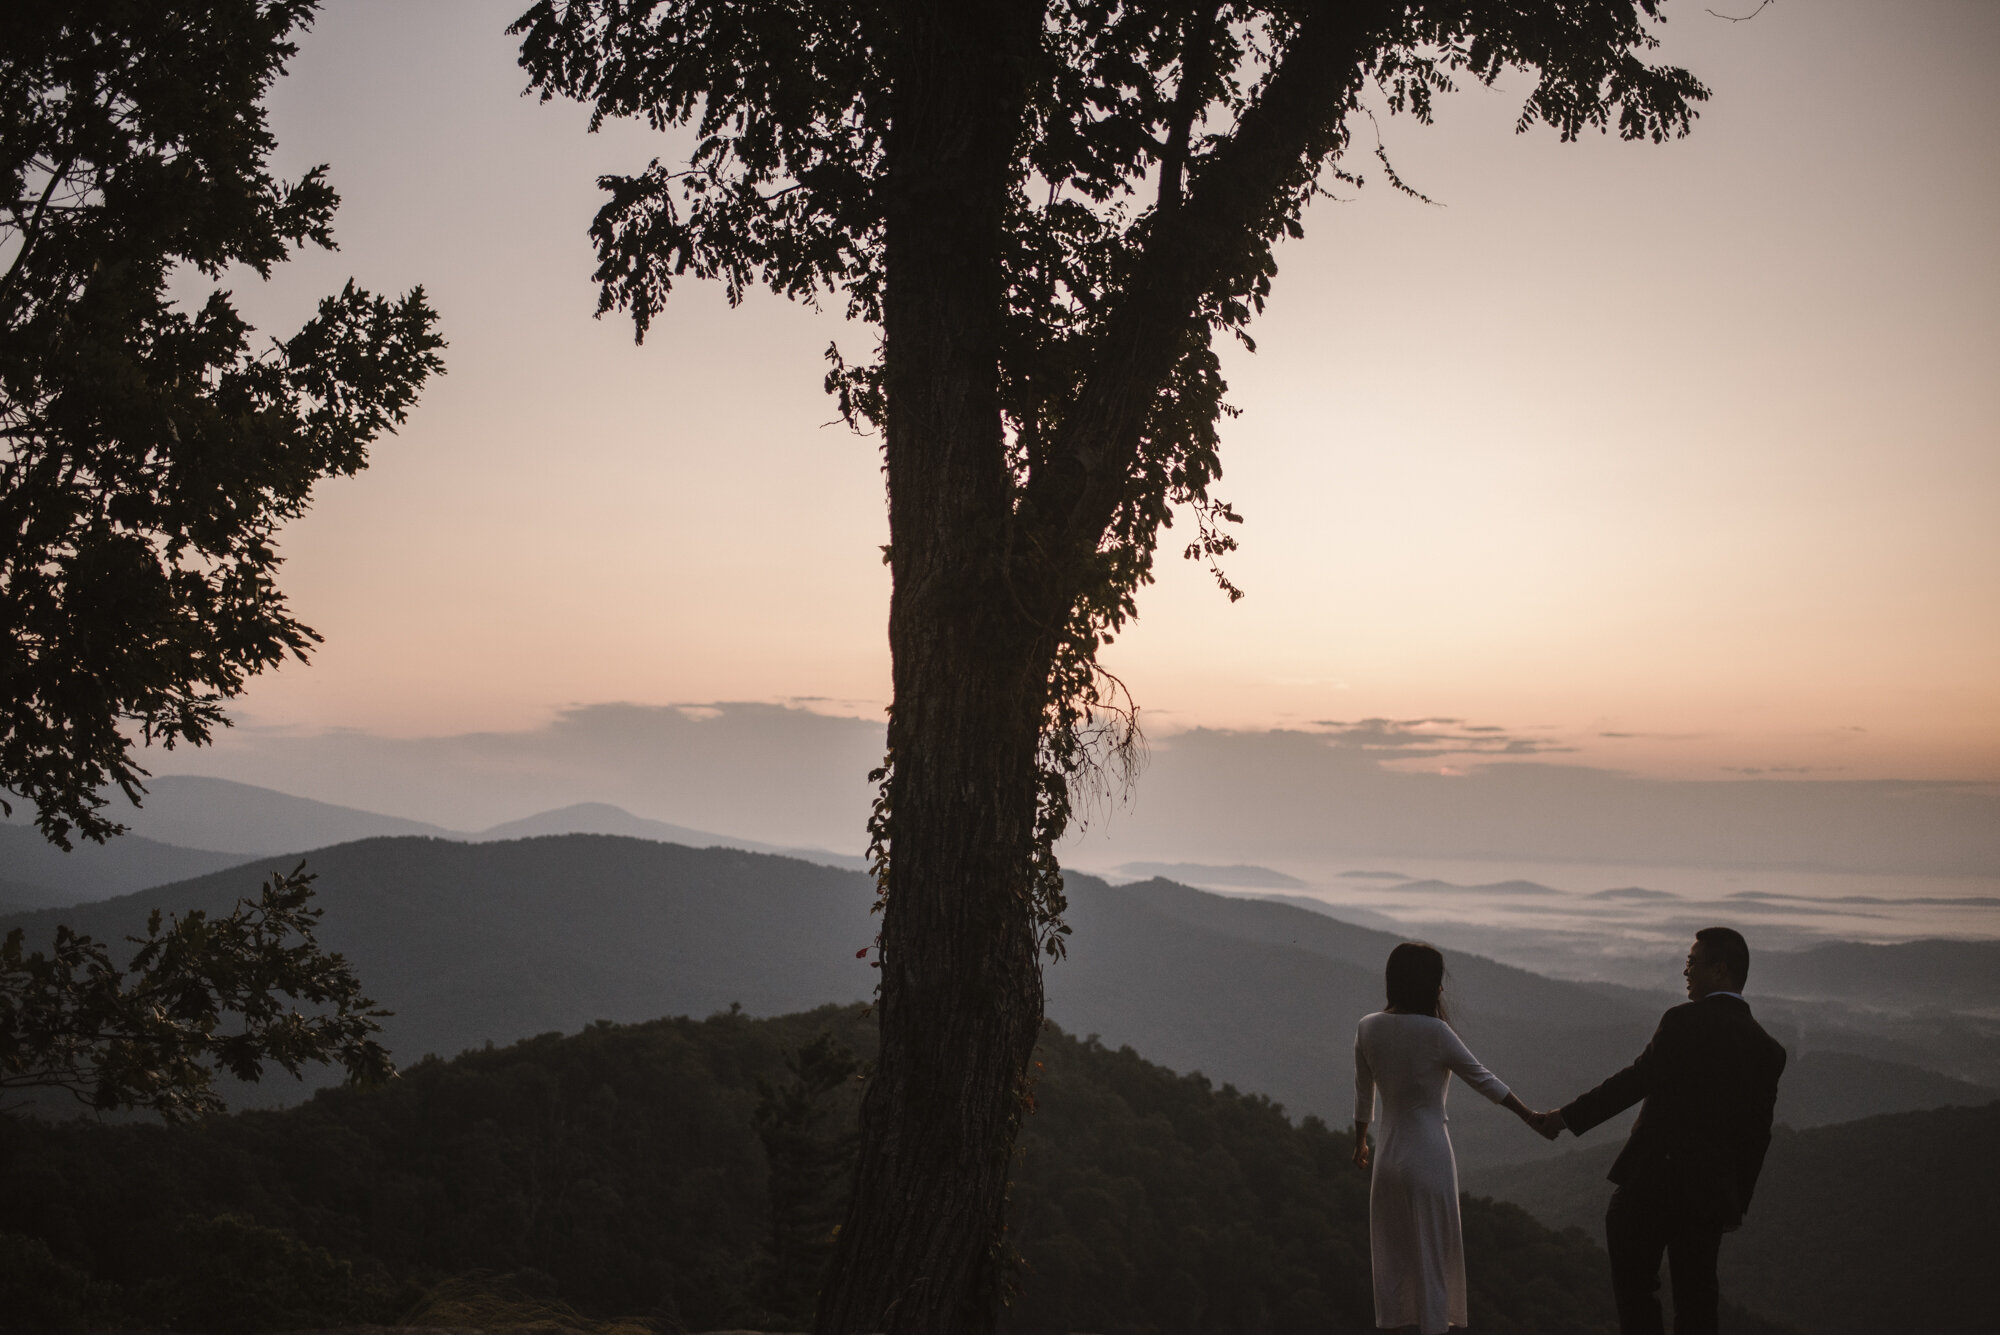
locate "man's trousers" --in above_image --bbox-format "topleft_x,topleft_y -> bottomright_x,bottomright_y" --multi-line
1603,1182 -> 1725,1335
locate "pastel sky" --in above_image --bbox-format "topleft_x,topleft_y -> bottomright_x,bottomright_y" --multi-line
199,0 -> 1997,784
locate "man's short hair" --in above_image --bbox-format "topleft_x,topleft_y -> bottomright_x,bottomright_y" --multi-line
1695,926 -> 1750,989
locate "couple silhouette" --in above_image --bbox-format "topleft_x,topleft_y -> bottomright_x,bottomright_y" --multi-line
1351,929 -> 1786,1335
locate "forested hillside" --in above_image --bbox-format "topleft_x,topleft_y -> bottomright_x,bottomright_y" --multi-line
1754,937 -> 2000,1012
1467,1101 -> 2000,1335
0,1007 -> 1798,1335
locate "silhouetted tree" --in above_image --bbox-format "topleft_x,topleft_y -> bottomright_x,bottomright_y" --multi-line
0,1 -> 445,847
0,864 -> 392,1119
512,3 -> 1706,1331
755,1032 -> 864,1325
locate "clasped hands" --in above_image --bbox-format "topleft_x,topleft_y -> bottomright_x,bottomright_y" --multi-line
1501,1092 -> 1567,1142
1353,1106 -> 1564,1169
1521,1107 -> 1566,1141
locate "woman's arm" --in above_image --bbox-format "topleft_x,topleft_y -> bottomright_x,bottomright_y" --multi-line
1438,1022 -> 1512,1104
1353,1024 -> 1376,1169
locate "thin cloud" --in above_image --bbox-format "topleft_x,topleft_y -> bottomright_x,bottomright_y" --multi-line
1304,717 -> 1575,757
1728,891 -> 2000,909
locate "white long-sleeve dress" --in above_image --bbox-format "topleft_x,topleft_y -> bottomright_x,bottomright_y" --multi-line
1354,1011 -> 1512,1334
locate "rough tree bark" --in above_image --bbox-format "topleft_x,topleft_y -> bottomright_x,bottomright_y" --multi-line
815,5 -> 1053,1334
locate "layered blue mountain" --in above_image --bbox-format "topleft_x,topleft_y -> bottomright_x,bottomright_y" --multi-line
0,823 -> 251,904
4,834 -> 1988,1172
0,774 -> 864,904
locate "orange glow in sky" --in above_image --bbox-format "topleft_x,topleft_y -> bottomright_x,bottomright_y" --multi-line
202,0 -> 1998,783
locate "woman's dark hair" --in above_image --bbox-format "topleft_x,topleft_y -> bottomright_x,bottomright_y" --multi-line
1385,942 -> 1449,1021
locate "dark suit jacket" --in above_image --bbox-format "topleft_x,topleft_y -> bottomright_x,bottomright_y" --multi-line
1560,993 -> 1787,1230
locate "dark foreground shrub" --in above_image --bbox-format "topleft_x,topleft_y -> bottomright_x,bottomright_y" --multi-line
0,1231 -> 87,1334
139,1213 -> 388,1334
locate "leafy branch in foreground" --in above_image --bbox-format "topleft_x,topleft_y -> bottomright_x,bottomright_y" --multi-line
0,2 -> 446,848
0,864 -> 392,1120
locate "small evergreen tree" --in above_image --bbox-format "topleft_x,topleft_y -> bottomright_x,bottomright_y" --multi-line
755,1032 -> 864,1325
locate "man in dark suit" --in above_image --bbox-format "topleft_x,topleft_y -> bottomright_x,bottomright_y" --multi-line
1536,927 -> 1787,1335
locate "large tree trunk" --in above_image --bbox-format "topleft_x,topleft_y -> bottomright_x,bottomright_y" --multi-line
815,610 -> 1050,1335
815,4 -> 1052,1334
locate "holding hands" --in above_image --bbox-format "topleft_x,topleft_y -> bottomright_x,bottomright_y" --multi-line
1524,1108 -> 1566,1141
1501,1092 -> 1565,1140
1500,1092 -> 1565,1141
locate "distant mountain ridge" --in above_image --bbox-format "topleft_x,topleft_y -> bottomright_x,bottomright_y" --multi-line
93,775 -> 457,852
120,775 -> 867,868
1113,860 -> 1305,887
0,873 -> 67,913
0,822 -> 252,903
5,835 -> 1986,1173
467,800 -> 866,869
1254,883 -> 2000,1057
1754,937 -> 2000,1013
0,776 -> 865,902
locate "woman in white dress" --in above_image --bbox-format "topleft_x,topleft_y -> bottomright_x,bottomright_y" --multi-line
1352,942 -> 1549,1334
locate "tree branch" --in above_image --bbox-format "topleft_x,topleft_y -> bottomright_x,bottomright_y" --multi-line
1706,0 -> 1773,21
0,150 -> 82,308
1027,1 -> 1383,580
1156,3 -> 1225,217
